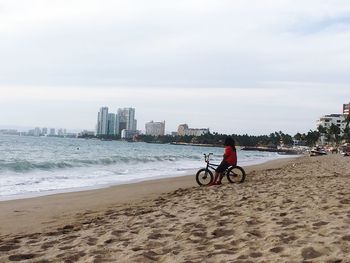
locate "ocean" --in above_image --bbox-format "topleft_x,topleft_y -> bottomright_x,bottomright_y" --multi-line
0,135 -> 290,200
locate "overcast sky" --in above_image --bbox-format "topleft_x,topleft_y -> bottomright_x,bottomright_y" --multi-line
0,0 -> 349,135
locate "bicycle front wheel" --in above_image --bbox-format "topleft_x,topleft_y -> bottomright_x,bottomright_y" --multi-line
227,166 -> 246,183
195,168 -> 213,186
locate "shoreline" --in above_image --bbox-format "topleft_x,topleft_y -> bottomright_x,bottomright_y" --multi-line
0,157 -> 297,237
0,153 -> 297,202
0,170 -> 200,202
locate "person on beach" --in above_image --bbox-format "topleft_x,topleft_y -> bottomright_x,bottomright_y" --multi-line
209,136 -> 237,186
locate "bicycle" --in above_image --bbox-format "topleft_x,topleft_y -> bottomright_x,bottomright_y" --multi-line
195,153 -> 246,186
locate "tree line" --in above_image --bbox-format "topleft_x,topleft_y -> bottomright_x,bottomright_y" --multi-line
138,132 -> 294,147
138,116 -> 350,147
81,115 -> 350,147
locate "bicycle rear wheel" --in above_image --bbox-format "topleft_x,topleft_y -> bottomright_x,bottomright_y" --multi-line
196,168 -> 213,186
226,166 -> 246,183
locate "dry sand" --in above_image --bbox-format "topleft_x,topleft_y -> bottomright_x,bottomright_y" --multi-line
1,155 -> 350,262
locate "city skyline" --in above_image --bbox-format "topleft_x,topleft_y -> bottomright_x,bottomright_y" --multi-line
1,96 -> 349,136
96,107 -> 138,138
0,1 -> 349,135
1,99 -> 349,137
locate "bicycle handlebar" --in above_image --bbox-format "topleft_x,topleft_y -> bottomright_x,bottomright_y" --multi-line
204,153 -> 214,162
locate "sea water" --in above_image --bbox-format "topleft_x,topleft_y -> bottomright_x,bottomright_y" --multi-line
0,135 -> 290,200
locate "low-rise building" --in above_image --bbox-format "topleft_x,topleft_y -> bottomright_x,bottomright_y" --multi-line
121,129 -> 139,140
177,124 -> 209,136
79,130 -> 95,137
145,121 -> 165,136
0,129 -> 19,135
316,114 -> 346,131
317,114 -> 346,145
177,124 -> 189,136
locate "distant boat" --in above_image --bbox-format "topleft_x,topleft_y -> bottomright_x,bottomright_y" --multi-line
241,146 -> 302,155
340,143 -> 350,156
310,147 -> 327,156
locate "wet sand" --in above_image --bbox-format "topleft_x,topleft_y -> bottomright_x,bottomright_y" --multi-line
1,155 -> 350,262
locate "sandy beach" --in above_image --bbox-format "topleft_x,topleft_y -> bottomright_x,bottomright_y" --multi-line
1,155 -> 350,262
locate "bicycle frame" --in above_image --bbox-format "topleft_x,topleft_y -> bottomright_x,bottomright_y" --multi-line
203,153 -> 232,179
203,153 -> 219,172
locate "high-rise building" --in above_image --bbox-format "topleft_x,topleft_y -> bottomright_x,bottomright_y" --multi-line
116,108 -> 137,135
49,128 -> 55,136
57,129 -> 64,136
343,102 -> 350,116
107,113 -> 116,135
97,107 -> 109,135
34,127 -> 41,137
96,107 -> 137,138
42,128 -> 48,135
145,121 -> 165,136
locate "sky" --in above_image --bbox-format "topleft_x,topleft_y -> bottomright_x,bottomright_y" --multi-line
0,0 -> 349,135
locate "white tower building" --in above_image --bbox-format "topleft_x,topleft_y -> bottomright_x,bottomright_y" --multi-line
316,114 -> 345,131
97,107 -> 109,135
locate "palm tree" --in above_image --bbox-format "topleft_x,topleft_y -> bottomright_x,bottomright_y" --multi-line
328,123 -> 341,146
317,125 -> 327,134
317,125 -> 327,145
305,130 -> 320,146
345,114 -> 350,128
343,126 -> 350,143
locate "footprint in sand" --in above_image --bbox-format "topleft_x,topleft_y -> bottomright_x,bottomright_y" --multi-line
0,243 -> 20,252
339,199 -> 350,204
214,244 -> 229,249
247,229 -> 263,238
104,238 -> 116,244
312,221 -> 329,228
41,240 -> 58,249
301,247 -> 322,260
250,251 -> 263,258
58,245 -> 75,251
276,218 -> 298,227
142,250 -> 160,261
245,218 -> 262,226
196,245 -> 207,252
191,230 -> 207,238
8,254 -> 38,261
61,251 -> 86,262
211,228 -> 234,238
269,246 -> 284,253
278,233 -> 298,244
86,237 -> 98,246
341,235 -> 350,241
